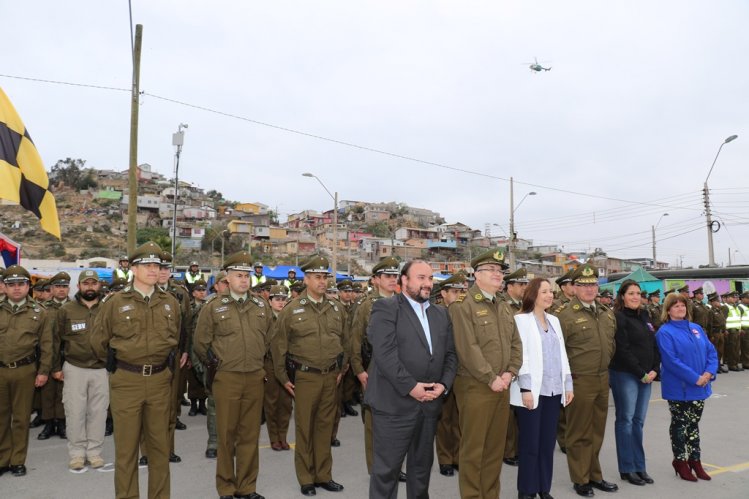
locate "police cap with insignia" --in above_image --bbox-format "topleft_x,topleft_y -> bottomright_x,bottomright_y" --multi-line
665,289 -> 675,297
337,279 -> 354,291
2,265 -> 31,283
290,280 -> 306,292
692,287 -> 704,296
371,256 -> 400,276
677,284 -> 690,293
193,278 -> 207,290
159,251 -> 173,267
253,261 -> 263,269
130,242 -> 163,265
505,267 -> 529,284
599,289 -> 613,298
648,289 -> 661,298
189,260 -> 199,267
571,263 -> 598,284
470,249 -> 509,271
110,276 -> 129,290
300,255 -> 330,274
50,271 -> 72,286
269,285 -> 288,298
555,268 -> 574,287
439,272 -> 467,290
33,278 -> 49,291
223,251 -> 254,272
326,279 -> 338,292
741,291 -> 749,300
640,290 -> 648,298
78,270 -> 99,283
707,292 -> 720,302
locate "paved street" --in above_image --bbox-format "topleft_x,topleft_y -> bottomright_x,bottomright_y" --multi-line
6,371 -> 749,499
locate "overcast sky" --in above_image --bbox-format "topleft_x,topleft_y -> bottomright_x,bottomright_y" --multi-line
3,1 -> 747,268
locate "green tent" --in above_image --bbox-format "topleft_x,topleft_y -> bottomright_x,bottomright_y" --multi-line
600,267 -> 662,295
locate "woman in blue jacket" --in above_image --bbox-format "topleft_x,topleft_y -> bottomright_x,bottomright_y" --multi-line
655,292 -> 718,482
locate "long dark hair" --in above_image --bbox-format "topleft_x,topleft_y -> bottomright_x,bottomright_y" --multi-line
614,279 -> 640,311
520,277 -> 549,313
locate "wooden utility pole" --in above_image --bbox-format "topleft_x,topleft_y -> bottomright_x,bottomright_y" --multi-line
127,24 -> 143,254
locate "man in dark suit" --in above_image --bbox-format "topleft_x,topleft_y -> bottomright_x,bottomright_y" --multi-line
365,259 -> 458,499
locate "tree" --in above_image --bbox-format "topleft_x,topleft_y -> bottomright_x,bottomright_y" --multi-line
50,158 -> 98,190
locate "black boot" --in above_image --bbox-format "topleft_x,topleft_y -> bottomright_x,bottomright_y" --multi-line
38,421 -> 54,440
105,417 -> 114,436
188,399 -> 198,417
30,411 -> 44,428
56,418 -> 66,439
198,398 -> 207,416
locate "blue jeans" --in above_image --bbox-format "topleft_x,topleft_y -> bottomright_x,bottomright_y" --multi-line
609,370 -> 652,473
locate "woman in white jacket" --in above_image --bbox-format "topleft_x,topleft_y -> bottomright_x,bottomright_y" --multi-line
510,277 -> 574,499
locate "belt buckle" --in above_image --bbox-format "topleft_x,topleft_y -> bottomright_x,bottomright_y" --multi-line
300,365 -> 309,372
8,362 -> 17,369
142,364 -> 152,376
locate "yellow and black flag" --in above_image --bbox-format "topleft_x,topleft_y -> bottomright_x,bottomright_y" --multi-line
0,87 -> 60,239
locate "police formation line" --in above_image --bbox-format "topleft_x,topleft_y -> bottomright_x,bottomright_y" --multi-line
1,245 -> 746,499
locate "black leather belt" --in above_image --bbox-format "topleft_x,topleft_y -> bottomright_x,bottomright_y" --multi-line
0,353 -> 37,369
288,359 -> 338,374
117,359 -> 169,376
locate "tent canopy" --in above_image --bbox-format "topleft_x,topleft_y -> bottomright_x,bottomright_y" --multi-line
601,267 -> 661,295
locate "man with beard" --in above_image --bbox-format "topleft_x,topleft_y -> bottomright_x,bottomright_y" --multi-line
52,270 -> 108,470
366,259 -> 457,498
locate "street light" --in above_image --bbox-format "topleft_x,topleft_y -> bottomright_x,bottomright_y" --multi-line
704,134 -> 737,267
508,176 -> 537,268
302,172 -> 338,278
171,123 -> 188,268
651,213 -> 669,268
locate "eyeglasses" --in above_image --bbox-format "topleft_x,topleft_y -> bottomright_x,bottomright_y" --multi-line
477,268 -> 504,275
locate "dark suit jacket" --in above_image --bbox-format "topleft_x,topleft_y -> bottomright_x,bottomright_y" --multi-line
364,293 -> 457,417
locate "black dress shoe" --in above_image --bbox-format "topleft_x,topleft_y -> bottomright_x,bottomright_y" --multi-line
105,419 -> 114,436
330,438 -> 340,447
220,496 -> 233,499
30,413 -> 43,428
56,419 -> 66,439
235,494 -> 265,499
37,422 -> 54,440
589,480 -> 618,492
619,472 -> 645,486
439,464 -> 454,476
0,465 -> 10,477
343,403 -> 358,416
180,397 -> 190,407
398,471 -> 407,482
10,464 -> 27,477
169,452 -> 181,463
300,484 -> 316,496
314,480 -> 344,492
518,493 -> 536,499
504,456 -> 519,466
206,448 -> 217,459
636,471 -> 654,484
175,418 -> 187,430
573,483 -> 593,497
139,456 -> 148,466
559,446 -> 567,454
539,493 -> 554,499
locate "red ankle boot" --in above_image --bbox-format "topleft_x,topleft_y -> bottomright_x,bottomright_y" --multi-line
672,460 -> 697,481
688,460 -> 712,480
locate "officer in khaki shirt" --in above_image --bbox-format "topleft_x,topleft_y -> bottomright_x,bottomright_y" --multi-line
194,251 -> 273,499
51,270 -> 108,471
556,264 -> 618,497
0,265 -> 53,477
90,242 -> 181,499
264,285 -> 293,452
272,255 -> 347,496
349,256 -> 400,476
707,293 -> 727,372
449,250 -> 522,499
434,272 -> 468,478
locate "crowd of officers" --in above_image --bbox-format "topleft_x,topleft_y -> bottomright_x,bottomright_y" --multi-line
2,244 -> 748,499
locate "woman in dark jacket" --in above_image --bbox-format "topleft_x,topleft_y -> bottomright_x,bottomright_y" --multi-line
609,280 -> 660,486
656,292 -> 718,482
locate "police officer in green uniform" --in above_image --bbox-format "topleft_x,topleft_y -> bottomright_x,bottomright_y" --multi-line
691,287 -> 711,333
272,255 -> 347,496
187,278 -> 209,416
284,269 -> 299,290
500,267 -> 529,468
251,262 -> 267,289
556,264 -> 618,497
738,291 -> 749,369
330,279 -> 355,448
597,290 -> 613,309
38,271 -> 71,440
724,291 -> 743,371
290,280 -> 306,299
435,272 -> 467,477
647,290 -> 663,331
707,293 -> 728,373
552,269 -> 576,310
0,265 -> 53,477
349,257 -> 401,478
194,251 -> 272,499
449,250 -> 523,499
90,242 -> 181,499
264,285 -> 293,452
337,280 -> 359,419
113,256 -> 133,283
184,261 -> 203,293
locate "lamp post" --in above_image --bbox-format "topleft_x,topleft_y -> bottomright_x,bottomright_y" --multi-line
508,176 -> 537,269
303,173 -> 338,278
171,123 -> 188,268
651,213 -> 669,268
704,134 -> 738,267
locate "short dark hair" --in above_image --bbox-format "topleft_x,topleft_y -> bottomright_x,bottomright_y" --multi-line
398,259 -> 428,285
520,277 -> 550,313
614,279 -> 640,311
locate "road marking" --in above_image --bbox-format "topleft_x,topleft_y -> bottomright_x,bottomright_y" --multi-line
701,461 -> 749,475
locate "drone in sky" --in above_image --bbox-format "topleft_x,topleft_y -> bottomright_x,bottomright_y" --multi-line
527,57 -> 551,72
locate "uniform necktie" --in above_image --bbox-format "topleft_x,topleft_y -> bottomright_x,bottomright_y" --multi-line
12,304 -> 18,313
238,298 -> 244,304
144,296 -> 150,304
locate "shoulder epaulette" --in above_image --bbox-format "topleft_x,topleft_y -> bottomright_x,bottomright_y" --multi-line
554,303 -> 568,314
455,294 -> 466,303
